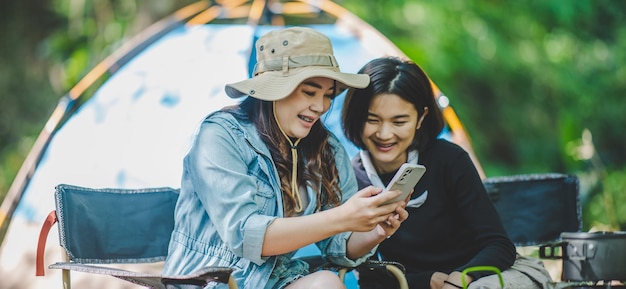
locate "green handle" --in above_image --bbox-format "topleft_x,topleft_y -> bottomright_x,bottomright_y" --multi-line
461,266 -> 504,289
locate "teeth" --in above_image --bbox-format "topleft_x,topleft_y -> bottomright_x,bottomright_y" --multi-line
299,115 -> 313,122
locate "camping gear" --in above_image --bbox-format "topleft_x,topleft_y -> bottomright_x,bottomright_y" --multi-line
0,1 -> 481,288
481,173 -> 584,289
36,184 -> 238,288
540,231 -> 626,282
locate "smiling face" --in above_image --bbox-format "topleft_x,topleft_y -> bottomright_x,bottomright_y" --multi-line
362,93 -> 428,174
274,77 -> 336,139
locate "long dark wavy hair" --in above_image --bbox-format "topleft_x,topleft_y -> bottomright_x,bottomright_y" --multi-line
225,97 -> 342,216
342,57 -> 445,153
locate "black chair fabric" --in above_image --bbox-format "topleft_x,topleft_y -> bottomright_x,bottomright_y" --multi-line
483,173 -> 582,246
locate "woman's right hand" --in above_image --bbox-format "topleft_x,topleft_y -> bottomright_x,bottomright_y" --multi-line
432,271 -> 472,289
431,272 -> 449,289
339,185 -> 405,232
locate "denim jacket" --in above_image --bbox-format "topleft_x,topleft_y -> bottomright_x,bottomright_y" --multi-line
162,109 -> 374,289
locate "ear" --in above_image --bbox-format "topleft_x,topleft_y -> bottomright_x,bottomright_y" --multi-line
416,107 -> 429,130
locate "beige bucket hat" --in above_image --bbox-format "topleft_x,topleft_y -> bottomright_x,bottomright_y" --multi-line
225,26 -> 370,101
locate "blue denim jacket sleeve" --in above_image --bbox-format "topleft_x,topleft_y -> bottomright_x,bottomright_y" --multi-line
317,135 -> 377,267
185,118 -> 278,265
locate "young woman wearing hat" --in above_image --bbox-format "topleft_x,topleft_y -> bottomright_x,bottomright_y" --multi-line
342,57 -> 551,289
162,27 -> 409,289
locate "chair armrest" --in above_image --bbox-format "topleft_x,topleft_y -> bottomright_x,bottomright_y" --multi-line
299,256 -> 407,274
352,260 -> 408,289
49,263 -> 235,289
161,266 -> 234,286
36,210 -> 58,276
356,259 -> 406,273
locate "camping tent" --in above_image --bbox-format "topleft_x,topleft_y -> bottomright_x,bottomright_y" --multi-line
0,1 -> 482,288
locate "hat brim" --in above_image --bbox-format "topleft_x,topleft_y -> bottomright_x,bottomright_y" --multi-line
225,67 -> 370,101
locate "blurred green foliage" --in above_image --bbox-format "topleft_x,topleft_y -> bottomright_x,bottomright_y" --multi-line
1,0 -> 625,232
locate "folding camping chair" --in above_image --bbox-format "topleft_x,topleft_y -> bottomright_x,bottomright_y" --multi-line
308,173 -> 581,289
484,173 -> 582,288
35,184 -> 237,289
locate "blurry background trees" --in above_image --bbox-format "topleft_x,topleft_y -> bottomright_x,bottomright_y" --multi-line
1,0 -> 625,231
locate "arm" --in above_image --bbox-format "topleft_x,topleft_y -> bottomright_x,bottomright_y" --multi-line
185,119 -> 279,264
262,186 -> 405,256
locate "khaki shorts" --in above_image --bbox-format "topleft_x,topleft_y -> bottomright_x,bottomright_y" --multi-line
469,255 -> 552,289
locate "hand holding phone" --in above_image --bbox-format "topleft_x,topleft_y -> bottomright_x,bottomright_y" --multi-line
381,163 -> 426,205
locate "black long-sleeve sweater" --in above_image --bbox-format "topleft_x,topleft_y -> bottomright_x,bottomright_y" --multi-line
353,139 -> 516,289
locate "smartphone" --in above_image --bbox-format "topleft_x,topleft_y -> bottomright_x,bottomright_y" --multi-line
381,163 -> 426,205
